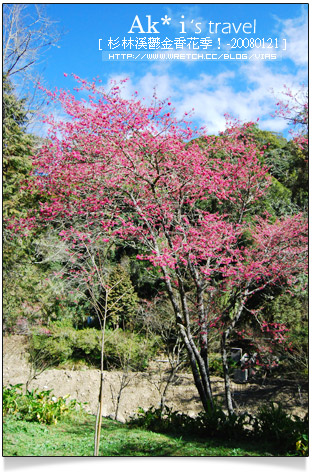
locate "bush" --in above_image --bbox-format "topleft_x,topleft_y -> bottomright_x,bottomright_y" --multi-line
73,328 -> 102,360
102,329 -> 160,370
197,404 -> 251,439
29,325 -> 160,371
208,354 -> 224,377
3,384 -> 83,425
252,402 -> 309,454
130,406 -> 198,435
130,402 -> 309,455
31,327 -> 75,363
130,403 -> 251,440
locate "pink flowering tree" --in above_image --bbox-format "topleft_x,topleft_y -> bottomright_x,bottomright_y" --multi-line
218,213 -> 307,411
274,85 -> 308,151
18,75 -> 308,414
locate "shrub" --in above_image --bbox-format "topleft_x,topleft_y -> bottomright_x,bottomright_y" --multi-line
208,354 -> 224,377
73,328 -> 102,361
197,404 -> 251,439
3,384 -> 83,424
31,331 -> 74,363
3,383 -> 23,416
130,403 -> 251,439
29,325 -> 160,371
252,402 -> 309,454
102,329 -> 160,371
129,406 -> 197,434
130,402 -> 308,455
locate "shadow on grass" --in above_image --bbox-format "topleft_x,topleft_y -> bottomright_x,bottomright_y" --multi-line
61,414 -> 279,457
61,414 -> 121,435
4,411 -> 302,457
99,439 -> 179,457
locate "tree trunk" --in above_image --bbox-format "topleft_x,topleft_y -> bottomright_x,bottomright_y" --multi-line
162,267 -> 214,413
94,372 -> 104,456
221,332 -> 234,415
94,297 -> 108,456
178,323 -> 214,412
220,293 -> 248,415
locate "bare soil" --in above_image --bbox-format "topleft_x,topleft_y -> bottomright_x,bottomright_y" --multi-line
2,335 -> 308,423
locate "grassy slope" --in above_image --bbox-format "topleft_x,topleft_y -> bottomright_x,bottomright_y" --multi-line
3,413 -> 280,457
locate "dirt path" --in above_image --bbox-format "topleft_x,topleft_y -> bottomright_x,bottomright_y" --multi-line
3,335 -> 308,422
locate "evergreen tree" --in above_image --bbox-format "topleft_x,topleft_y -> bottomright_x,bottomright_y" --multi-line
3,76 -> 40,332
3,75 -> 35,218
106,264 -> 138,330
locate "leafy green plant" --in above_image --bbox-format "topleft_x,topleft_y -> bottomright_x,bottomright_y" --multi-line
130,406 -> 166,432
130,403 -> 251,440
296,434 -> 309,456
253,402 -> 308,454
3,383 -> 24,416
130,402 -> 308,455
130,405 -> 197,435
31,332 -> 73,363
196,402 -> 252,440
3,384 -> 83,425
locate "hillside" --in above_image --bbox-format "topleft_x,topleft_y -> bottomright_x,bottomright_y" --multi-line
3,335 -> 308,422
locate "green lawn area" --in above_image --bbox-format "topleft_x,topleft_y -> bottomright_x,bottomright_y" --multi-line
3,412 -> 282,457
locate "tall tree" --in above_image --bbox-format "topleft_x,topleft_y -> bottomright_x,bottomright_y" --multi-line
3,3 -> 61,125
3,4 -> 59,77
3,75 -> 34,218
3,75 -> 35,331
3,4 -> 61,331
18,76 -> 308,413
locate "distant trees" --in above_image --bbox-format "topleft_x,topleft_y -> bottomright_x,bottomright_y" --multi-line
250,127 -> 308,211
17,76 -> 307,413
270,86 -> 308,210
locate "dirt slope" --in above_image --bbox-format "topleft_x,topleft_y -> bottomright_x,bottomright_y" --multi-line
3,335 -> 308,422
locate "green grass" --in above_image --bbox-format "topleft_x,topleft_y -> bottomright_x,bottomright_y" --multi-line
3,412 -> 286,457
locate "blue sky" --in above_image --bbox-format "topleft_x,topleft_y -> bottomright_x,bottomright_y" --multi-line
31,2 -> 308,136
